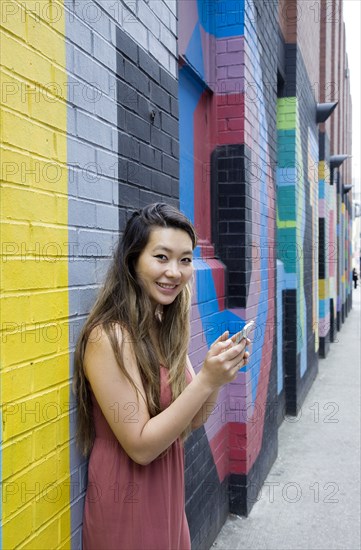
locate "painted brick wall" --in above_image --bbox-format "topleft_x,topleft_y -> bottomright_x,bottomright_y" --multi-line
1,0 -> 354,548
1,1 -> 70,547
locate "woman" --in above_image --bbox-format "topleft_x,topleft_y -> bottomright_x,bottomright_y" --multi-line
73,203 -> 250,549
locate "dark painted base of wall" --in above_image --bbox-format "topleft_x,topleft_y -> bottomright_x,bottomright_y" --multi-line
185,428 -> 229,550
229,433 -> 278,517
189,476 -> 229,550
347,293 -> 352,315
319,330 -> 330,358
337,311 -> 341,332
330,299 -> 336,342
291,355 -> 318,416
229,343 -> 279,517
277,388 -> 287,427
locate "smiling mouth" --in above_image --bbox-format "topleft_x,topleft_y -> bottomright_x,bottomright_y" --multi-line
156,282 -> 178,289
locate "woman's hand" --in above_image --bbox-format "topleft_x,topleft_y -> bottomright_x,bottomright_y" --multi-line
198,330 -> 251,391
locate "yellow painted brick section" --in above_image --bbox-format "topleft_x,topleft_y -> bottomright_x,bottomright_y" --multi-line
59,538 -> 72,550
3,389 -> 59,439
1,318 -> 69,367
27,15 -> 65,60
59,503 -> 72,547
0,258 -> 67,291
21,518 -> 61,550
1,147 -> 66,192
57,413 -> 71,447
2,289 -> 69,325
25,0 -> 68,37
57,442 -> 71,478
33,421 -> 59,462
33,354 -> 70,392
319,279 -> 327,300
33,475 -> 70,530
2,434 -> 33,479
0,0 -> 27,41
2,455 -> 58,518
1,110 -> 64,160
1,365 -> 34,403
1,355 -> 69,404
1,30 -> 53,85
1,0 -> 70,545
319,160 -> 325,180
0,71 -> 30,117
1,504 -> 33,548
29,89 -> 67,128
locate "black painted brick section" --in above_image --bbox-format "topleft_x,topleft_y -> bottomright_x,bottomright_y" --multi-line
211,144 -> 252,308
116,27 -> 179,217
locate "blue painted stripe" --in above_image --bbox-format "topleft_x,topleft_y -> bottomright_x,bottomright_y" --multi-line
198,0 -> 245,37
185,23 -> 205,82
179,66 -> 205,234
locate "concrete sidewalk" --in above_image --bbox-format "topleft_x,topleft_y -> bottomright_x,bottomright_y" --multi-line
212,287 -> 361,550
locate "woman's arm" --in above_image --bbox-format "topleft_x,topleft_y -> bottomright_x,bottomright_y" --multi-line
186,356 -> 220,430
84,326 -> 247,466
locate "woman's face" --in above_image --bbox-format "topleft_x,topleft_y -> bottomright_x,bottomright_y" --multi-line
135,227 -> 194,310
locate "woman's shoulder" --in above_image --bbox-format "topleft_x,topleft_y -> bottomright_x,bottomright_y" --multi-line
86,322 -> 131,348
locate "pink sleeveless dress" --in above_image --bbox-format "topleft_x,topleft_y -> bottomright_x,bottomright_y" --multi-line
82,366 -> 192,550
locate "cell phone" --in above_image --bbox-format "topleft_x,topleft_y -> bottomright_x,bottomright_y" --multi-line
235,320 -> 255,344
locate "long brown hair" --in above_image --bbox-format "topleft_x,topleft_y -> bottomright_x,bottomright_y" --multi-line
73,203 -> 198,456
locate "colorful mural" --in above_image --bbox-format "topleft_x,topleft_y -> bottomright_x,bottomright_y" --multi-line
0,0 -> 354,546
179,0 -> 277,506
276,95 -> 319,413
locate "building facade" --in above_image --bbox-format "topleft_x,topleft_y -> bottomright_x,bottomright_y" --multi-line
0,0 -> 353,548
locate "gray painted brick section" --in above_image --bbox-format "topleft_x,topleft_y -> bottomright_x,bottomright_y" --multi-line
162,153 -> 178,178
138,48 -> 160,82
150,81 -> 171,111
161,111 -> 178,138
126,111 -> 151,142
118,132 -> 140,160
124,59 -> 150,96
140,144 -> 162,170
138,1 -> 161,39
71,1 -> 111,40
69,198 -> 97,228
93,93 -> 118,124
65,9 -> 92,52
151,171 -> 173,195
160,67 -> 178,98
139,189 -> 163,206
67,74 -> 98,111
117,80 -> 138,112
149,33 -> 170,73
93,34 -> 117,72
76,174 -> 114,204
127,161 -> 153,187
74,49 -> 109,85
95,203 -> 119,231
151,126 -> 172,155
67,136 -> 97,168
77,230 -> 115,259
76,111 -> 113,149
118,182 -> 140,207
95,149 -> 118,180
115,26 -> 138,62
